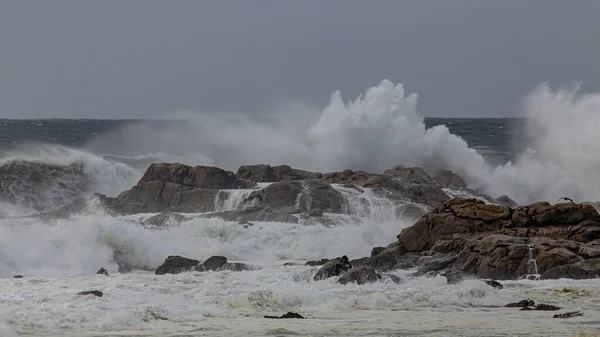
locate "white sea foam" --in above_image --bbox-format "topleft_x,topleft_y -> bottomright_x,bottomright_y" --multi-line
0,270 -> 598,336
0,208 -> 412,278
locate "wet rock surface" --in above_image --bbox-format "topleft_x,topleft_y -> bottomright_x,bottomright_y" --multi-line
78,290 -> 103,297
314,256 -> 352,281
264,312 -> 305,319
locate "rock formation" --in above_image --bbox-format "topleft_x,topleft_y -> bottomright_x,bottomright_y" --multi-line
155,255 -> 251,275
362,198 -> 600,280
96,163 -> 511,223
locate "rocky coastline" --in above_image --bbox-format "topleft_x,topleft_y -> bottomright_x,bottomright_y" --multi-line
83,162 -> 600,283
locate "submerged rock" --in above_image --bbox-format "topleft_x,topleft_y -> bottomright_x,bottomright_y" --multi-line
96,267 -> 108,276
201,256 -> 228,271
484,280 -> 503,289
306,259 -> 329,267
195,256 -> 252,272
264,312 -> 304,319
520,304 -> 561,311
337,266 -> 382,285
78,290 -> 103,297
155,255 -> 200,275
314,256 -> 352,281
505,300 -> 535,308
553,311 -> 583,318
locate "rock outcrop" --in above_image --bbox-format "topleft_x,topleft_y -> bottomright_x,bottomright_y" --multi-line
138,163 -> 255,190
313,256 -> 352,281
378,198 -> 600,280
155,255 -> 251,275
236,164 -> 315,182
99,163 -> 480,218
155,255 -> 200,275
337,266 -> 382,285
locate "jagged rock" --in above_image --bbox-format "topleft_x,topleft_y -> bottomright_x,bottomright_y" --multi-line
414,253 -> 458,276
500,223 -> 600,243
201,256 -> 228,271
456,235 -> 600,280
496,195 -> 518,207
520,304 -> 561,311
553,311 -> 583,318
78,290 -> 103,297
99,163 -> 458,218
484,280 -> 503,289
314,256 -> 352,281
236,164 -> 315,182
114,181 -> 220,213
247,180 -> 344,213
542,258 -> 600,279
306,259 -> 329,266
397,198 -> 512,252
505,300 -> 535,308
440,269 -> 465,284
390,198 -> 600,280
96,267 -> 108,276
138,163 -> 255,189
433,170 -> 467,189
193,256 -> 251,272
155,255 -> 200,275
365,242 -> 412,271
511,202 -> 600,228
370,247 -> 386,257
264,312 -> 304,319
337,266 -> 382,285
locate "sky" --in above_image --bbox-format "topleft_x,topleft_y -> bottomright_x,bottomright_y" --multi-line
1,0 -> 599,119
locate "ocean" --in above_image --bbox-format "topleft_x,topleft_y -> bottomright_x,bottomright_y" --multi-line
1,83 -> 600,336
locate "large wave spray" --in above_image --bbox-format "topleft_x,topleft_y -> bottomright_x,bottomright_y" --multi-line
0,145 -> 140,216
87,79 -> 600,204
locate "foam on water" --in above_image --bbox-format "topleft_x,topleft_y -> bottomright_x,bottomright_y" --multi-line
335,184 -> 427,221
213,189 -> 258,212
1,270 -> 598,336
0,207 -> 412,277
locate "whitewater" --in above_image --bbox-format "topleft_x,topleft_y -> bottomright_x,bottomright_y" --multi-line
1,80 -> 600,336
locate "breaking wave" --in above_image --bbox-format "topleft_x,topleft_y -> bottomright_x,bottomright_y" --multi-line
0,145 -> 139,216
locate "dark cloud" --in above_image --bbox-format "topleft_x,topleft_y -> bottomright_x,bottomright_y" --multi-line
1,0 -> 599,118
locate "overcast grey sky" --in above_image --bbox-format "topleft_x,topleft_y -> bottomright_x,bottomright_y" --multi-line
1,0 -> 599,119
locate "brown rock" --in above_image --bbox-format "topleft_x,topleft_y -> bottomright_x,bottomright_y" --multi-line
511,202 -> 600,228
115,181 -> 220,213
247,180 -> 343,213
337,266 -> 382,285
397,198 -> 512,252
138,163 -> 254,189
433,170 -> 467,189
236,164 -> 315,182
542,258 -> 600,279
505,300 -> 535,308
553,311 -> 583,318
314,256 -> 352,281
